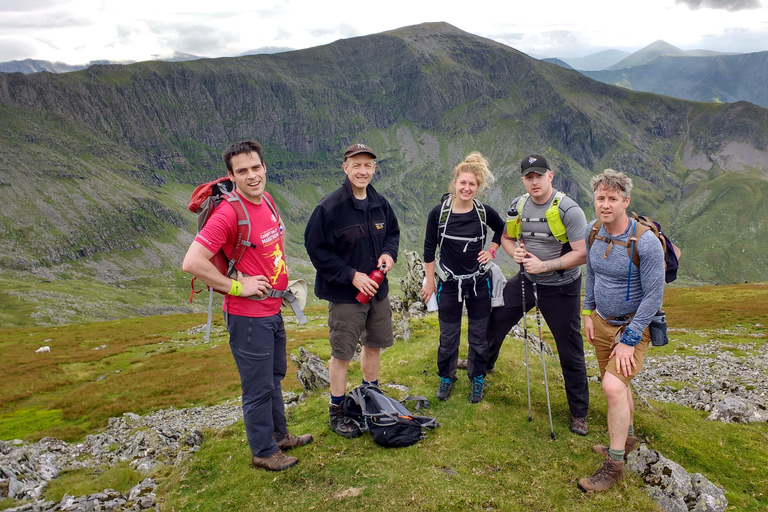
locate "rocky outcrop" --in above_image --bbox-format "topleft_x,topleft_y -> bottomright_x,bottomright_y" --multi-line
0,397 -> 302,511
627,445 -> 727,512
631,338 -> 768,422
291,347 -> 330,392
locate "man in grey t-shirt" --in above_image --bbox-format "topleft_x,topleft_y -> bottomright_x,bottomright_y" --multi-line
487,154 -> 590,435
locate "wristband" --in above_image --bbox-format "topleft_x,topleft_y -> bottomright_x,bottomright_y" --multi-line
581,309 -> 593,316
488,248 -> 496,258
229,279 -> 242,297
619,327 -> 642,347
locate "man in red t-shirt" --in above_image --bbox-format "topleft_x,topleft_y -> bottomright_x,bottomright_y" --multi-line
182,140 -> 311,472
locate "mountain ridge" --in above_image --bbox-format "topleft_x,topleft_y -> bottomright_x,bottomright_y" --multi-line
0,22 -> 767,326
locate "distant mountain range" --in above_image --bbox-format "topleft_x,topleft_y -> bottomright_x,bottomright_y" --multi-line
0,52 -> 203,74
545,40 -> 767,108
0,22 -> 767,325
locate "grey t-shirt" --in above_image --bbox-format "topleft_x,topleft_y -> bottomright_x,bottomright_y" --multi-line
517,189 -> 587,286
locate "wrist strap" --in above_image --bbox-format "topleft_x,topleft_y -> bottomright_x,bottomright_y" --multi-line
581,309 -> 593,316
229,279 -> 242,296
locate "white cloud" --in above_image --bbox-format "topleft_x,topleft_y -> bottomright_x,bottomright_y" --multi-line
0,0 -> 766,64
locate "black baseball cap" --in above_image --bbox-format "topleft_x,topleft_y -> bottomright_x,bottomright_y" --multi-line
521,154 -> 550,175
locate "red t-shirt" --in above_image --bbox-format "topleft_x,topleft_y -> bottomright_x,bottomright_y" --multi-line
194,191 -> 288,317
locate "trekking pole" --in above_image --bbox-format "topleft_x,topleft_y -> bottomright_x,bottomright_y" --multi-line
519,239 -> 532,422
531,275 -> 555,440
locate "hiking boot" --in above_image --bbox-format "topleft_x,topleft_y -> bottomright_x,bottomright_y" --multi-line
328,403 -> 362,438
251,450 -> 298,471
577,456 -> 625,492
277,432 -> 313,451
468,375 -> 485,404
570,417 -> 588,436
436,377 -> 455,401
592,436 -> 638,459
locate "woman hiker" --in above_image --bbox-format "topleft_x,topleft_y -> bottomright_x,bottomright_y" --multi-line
421,152 -> 504,404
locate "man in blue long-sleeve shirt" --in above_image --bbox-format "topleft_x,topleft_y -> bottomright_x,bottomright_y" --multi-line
578,169 -> 664,492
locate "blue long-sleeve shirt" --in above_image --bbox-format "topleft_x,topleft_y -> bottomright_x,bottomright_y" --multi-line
583,218 -> 665,338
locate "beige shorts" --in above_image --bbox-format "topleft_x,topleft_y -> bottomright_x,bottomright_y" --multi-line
328,296 -> 394,361
591,312 -> 650,385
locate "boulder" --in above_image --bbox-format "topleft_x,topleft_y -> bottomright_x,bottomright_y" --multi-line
291,347 -> 330,392
706,396 -> 768,423
627,444 -> 727,512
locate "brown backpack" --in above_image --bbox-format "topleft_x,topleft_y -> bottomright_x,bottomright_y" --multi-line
588,212 -> 681,283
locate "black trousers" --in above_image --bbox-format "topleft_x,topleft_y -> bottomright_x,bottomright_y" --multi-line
487,273 -> 589,418
436,275 -> 491,380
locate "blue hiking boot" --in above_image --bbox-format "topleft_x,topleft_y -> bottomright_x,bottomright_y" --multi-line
469,375 -> 485,404
436,377 -> 455,401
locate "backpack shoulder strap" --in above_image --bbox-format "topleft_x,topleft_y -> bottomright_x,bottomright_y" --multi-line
588,219 -> 603,248
221,190 -> 253,277
472,198 -> 487,244
437,196 -> 453,254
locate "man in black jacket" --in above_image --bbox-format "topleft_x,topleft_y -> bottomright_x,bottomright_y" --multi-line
304,143 -> 400,438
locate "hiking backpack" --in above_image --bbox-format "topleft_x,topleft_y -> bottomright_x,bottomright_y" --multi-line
186,177 -> 307,340
343,384 -> 438,448
187,176 -> 279,295
588,212 -> 681,284
434,194 -> 490,281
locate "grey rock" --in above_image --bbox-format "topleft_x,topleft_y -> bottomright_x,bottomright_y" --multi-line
627,445 -> 727,512
706,396 -> 768,423
291,346 -> 330,392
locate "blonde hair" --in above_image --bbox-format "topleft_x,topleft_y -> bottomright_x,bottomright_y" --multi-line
590,168 -> 633,199
449,152 -> 495,194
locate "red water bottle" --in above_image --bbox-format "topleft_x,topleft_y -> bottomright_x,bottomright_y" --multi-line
356,264 -> 386,304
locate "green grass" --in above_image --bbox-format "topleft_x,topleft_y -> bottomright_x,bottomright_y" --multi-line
44,462 -> 143,503
1,285 -> 766,511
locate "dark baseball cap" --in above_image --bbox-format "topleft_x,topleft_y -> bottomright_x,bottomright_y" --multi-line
520,154 -> 550,175
344,143 -> 377,160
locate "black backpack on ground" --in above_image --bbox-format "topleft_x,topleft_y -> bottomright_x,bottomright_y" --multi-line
342,384 -> 438,447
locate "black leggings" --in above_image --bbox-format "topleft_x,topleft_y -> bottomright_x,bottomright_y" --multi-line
436,275 -> 491,380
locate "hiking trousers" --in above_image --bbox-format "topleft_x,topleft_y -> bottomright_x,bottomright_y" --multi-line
487,274 -> 589,418
436,275 -> 491,380
225,312 -> 288,459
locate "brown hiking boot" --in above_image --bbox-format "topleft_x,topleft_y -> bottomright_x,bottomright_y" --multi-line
570,417 -> 588,436
328,403 -> 362,438
577,456 -> 624,492
277,432 -> 313,451
592,435 -> 638,459
251,450 -> 298,471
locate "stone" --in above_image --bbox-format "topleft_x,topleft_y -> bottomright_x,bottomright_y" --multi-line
626,445 -> 727,512
290,347 -> 330,392
706,396 -> 768,423
399,250 -> 425,307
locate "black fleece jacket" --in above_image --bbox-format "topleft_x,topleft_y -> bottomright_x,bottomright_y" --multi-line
304,178 -> 400,303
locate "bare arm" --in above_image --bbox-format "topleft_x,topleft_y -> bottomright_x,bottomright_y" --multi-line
182,241 -> 270,297
522,238 -> 587,275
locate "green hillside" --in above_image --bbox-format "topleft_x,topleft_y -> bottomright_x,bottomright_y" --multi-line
1,22 -> 767,325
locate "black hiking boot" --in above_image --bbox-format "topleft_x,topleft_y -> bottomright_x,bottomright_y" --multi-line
328,403 -> 362,438
468,375 -> 485,404
436,377 -> 455,401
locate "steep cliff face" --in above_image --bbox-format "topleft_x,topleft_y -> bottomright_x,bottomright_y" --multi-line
0,21 -> 767,297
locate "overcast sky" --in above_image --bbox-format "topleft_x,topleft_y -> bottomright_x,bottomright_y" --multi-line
1,0 -> 766,65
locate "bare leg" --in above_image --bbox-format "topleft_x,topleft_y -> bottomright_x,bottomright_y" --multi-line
603,372 -> 631,451
360,346 -> 381,383
329,356 -> 351,396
